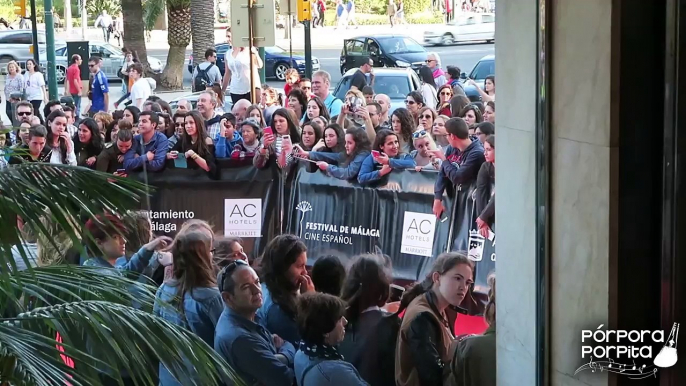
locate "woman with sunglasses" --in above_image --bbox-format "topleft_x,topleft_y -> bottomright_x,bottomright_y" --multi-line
436,85 -> 453,116
404,91 -> 424,124
299,127 -> 372,181
473,122 -> 494,144
418,107 -> 437,132
168,111 -> 187,150
257,234 -> 314,346
154,230 -> 223,386
411,130 -> 441,171
395,252 -> 474,386
358,129 -> 415,184
476,134 -> 495,238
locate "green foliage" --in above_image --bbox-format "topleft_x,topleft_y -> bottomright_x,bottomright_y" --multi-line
0,163 -> 247,385
86,0 -> 121,16
326,0 -> 432,15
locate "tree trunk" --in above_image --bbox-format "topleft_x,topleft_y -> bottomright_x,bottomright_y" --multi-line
159,4 -> 191,90
190,0 -> 215,66
122,0 -> 150,65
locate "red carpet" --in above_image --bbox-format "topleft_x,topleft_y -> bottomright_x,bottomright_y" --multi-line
454,314 -> 488,336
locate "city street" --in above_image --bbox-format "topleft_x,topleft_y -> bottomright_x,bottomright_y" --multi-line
147,42 -> 494,90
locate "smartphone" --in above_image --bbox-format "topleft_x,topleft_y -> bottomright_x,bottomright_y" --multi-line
372,150 -> 380,158
389,284 -> 405,303
116,169 -> 125,174
264,127 -> 274,137
174,157 -> 188,169
351,96 -> 363,112
282,135 -> 291,142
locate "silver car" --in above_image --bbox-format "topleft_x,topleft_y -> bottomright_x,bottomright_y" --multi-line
53,42 -> 164,83
0,30 -> 56,73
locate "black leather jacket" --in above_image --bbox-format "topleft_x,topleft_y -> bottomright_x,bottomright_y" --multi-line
406,291 -> 455,386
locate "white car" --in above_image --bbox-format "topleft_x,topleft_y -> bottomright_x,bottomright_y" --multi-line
423,13 -> 495,46
52,42 -> 164,83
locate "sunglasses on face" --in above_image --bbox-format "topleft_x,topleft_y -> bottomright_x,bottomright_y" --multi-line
88,64 -> 95,68
413,130 -> 429,139
405,100 -> 416,105
421,114 -> 433,119
426,59 -> 436,63
217,259 -> 250,291
440,91 -> 452,96
17,112 -> 31,116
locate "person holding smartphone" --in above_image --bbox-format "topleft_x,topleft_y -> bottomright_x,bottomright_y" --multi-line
336,89 -> 376,143
168,111 -> 219,179
357,129 -> 415,185
253,108 -> 301,170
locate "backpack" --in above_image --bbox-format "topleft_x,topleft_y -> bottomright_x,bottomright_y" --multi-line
193,63 -> 214,91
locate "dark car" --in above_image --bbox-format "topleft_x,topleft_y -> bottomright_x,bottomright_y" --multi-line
339,35 -> 428,75
188,44 -> 320,81
333,67 -> 421,113
459,54 -> 495,101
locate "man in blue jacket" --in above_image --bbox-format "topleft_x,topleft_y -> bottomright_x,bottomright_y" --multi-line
123,110 -> 169,172
432,117 -> 485,217
215,260 -> 296,386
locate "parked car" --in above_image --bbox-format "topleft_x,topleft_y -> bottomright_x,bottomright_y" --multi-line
339,35 -> 427,75
0,30 -> 61,74
187,43 -> 320,81
460,54 -> 495,91
333,67 -> 420,113
423,13 -> 495,46
53,42 -> 164,83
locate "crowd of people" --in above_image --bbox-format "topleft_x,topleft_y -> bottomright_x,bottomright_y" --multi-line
2,28 -> 498,384
8,203 -> 496,386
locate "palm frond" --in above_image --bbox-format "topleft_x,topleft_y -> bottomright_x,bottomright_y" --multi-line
3,301 -> 245,386
0,163 -> 151,279
143,0 -> 166,31
0,265 -> 158,316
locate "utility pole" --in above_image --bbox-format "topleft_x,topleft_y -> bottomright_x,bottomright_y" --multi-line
43,0 -> 58,99
29,0 -> 39,64
81,0 -> 87,40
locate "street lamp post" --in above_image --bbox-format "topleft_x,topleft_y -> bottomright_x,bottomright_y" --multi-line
43,0 -> 58,99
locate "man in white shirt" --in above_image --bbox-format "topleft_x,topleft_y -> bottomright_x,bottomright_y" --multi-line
128,63 -> 152,109
94,10 -> 113,42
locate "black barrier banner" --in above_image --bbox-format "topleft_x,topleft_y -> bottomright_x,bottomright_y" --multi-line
129,166 -> 281,257
285,165 -> 454,281
449,184 -> 496,305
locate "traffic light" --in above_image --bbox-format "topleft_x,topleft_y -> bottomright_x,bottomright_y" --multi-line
13,0 -> 26,18
297,0 -> 310,21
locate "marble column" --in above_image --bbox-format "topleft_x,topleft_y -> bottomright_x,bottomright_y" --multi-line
494,0 -> 538,383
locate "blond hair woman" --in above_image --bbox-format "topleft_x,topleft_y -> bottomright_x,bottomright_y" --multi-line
5,60 -> 25,128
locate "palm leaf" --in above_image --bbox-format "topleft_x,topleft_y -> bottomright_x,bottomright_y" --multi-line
0,265 -> 158,316
1,301 -> 245,386
0,163 -> 151,278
